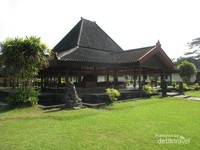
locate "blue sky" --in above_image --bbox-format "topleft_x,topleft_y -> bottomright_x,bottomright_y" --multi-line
1,0 -> 200,59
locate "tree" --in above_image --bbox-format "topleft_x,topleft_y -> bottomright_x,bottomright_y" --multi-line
0,36 -> 49,107
178,60 -> 197,82
0,36 -> 49,88
185,37 -> 200,59
172,56 -> 187,66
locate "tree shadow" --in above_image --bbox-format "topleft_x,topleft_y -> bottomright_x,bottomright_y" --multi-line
0,105 -> 13,114
0,103 -> 35,114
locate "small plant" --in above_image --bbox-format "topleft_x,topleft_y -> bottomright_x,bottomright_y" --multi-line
142,84 -> 157,96
106,88 -> 121,103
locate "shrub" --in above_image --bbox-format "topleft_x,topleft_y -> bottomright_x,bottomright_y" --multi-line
142,84 -> 157,95
176,82 -> 190,91
178,60 -> 197,82
192,83 -> 200,91
106,88 -> 121,103
6,86 -> 39,107
172,81 -> 177,88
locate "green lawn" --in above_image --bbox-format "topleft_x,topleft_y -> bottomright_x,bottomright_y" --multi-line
0,97 -> 200,150
185,90 -> 200,97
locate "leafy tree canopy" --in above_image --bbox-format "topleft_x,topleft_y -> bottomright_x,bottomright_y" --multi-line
178,60 -> 197,82
0,36 -> 49,86
172,56 -> 187,66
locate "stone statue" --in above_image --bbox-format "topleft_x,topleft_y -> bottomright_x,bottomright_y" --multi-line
60,82 -> 82,108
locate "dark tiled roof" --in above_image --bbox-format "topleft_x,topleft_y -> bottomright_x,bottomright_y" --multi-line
112,46 -> 155,64
58,47 -> 113,63
51,18 -> 174,70
53,21 -> 81,52
79,19 -> 122,52
57,45 -> 155,64
53,18 -> 123,53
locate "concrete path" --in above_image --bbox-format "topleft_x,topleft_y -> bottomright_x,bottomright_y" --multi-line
0,102 -> 8,106
173,94 -> 200,101
187,97 -> 200,101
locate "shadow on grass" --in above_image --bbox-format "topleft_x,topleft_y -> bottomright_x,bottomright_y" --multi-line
0,105 -> 13,114
0,104 -> 36,114
0,106 -> 101,122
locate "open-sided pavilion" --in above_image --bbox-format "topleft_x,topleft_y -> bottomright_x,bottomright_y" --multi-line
39,18 -> 177,97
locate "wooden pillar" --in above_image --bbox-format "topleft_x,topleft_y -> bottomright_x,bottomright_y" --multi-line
169,73 -> 172,85
160,71 -> 163,88
41,73 -> 44,91
78,71 -> 82,84
143,68 -> 146,85
43,74 -> 46,90
133,68 -> 136,88
65,70 -> 69,86
162,79 -> 167,97
138,67 -> 142,97
113,69 -> 118,88
94,67 -> 98,83
57,73 -> 61,91
51,75 -> 53,91
179,82 -> 183,94
106,70 -> 109,87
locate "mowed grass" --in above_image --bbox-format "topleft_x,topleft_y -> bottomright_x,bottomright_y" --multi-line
0,97 -> 200,150
185,90 -> 200,97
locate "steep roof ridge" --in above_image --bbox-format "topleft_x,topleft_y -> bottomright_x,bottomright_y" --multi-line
94,22 -> 123,52
138,46 -> 157,61
77,17 -> 84,46
52,20 -> 81,52
56,46 -> 78,60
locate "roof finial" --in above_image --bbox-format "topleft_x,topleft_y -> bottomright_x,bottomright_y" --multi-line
156,40 -> 161,47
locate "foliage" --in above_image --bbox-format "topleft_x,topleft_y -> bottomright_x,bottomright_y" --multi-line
185,90 -> 200,97
172,56 -> 187,66
178,60 -> 197,82
176,83 -> 190,91
0,36 -> 49,87
192,83 -> 200,91
142,84 -> 157,95
106,88 -> 120,103
186,37 -> 200,59
6,86 -> 39,107
172,80 -> 177,87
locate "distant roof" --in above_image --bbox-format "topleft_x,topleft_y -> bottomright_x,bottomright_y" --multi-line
53,18 -> 123,53
187,58 -> 200,68
113,46 -> 155,64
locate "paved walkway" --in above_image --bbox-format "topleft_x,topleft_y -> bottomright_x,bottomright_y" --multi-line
173,94 -> 200,101
0,102 -> 8,106
187,97 -> 200,101
167,92 -> 200,101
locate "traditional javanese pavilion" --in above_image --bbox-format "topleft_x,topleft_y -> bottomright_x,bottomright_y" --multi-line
40,18 -> 176,96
